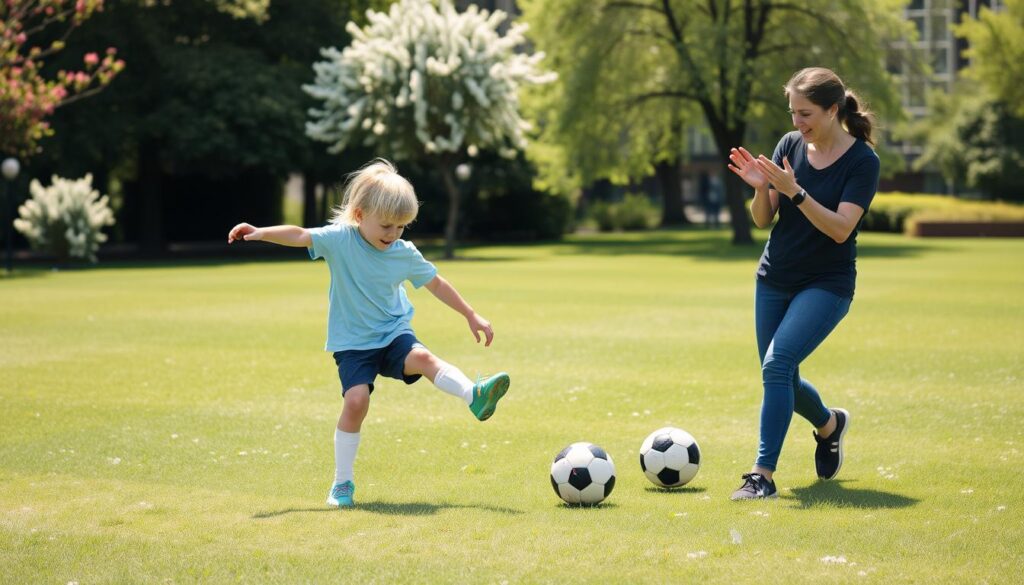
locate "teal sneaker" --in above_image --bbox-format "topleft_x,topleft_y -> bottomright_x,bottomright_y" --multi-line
326,480 -> 355,508
469,372 -> 510,421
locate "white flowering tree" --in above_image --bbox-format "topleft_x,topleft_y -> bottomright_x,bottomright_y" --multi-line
304,0 -> 554,258
13,174 -> 114,263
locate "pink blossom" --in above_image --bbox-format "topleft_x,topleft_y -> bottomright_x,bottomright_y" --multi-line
15,33 -> 26,45
84,52 -> 99,66
74,71 -> 89,85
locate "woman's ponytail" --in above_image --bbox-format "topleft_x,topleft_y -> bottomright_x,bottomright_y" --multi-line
842,90 -> 875,146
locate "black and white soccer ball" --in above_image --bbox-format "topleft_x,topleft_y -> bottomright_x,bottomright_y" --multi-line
639,427 -> 701,488
550,442 -> 616,505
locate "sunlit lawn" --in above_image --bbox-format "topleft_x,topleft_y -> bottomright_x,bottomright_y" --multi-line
1,230 -> 1022,583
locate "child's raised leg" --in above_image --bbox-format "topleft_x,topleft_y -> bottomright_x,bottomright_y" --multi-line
403,347 -> 510,422
328,384 -> 369,508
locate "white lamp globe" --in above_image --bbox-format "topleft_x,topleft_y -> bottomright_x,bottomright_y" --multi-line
1,158 -> 19,180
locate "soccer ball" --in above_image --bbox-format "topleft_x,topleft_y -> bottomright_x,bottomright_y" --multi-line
549,442 -> 617,505
639,427 -> 701,488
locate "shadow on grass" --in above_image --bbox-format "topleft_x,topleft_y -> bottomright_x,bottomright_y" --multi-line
547,231 -> 935,261
643,485 -> 708,495
786,480 -> 918,509
252,500 -> 524,518
0,268 -> 51,280
555,501 -> 619,510
9,230 -> 939,273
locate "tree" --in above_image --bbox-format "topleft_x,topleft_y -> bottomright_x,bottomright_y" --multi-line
913,85 -> 1024,201
912,0 -> 1024,201
305,0 -> 555,258
30,0 -> 381,251
0,0 -> 124,157
521,0 -> 699,227
520,0 -> 910,244
955,0 -> 1024,118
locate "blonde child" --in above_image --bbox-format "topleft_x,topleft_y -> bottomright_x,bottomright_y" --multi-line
227,159 -> 510,508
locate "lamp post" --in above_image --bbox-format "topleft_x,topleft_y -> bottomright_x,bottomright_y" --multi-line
2,157 -> 20,274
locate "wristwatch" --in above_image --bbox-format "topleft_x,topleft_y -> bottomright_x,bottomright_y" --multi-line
791,189 -> 807,206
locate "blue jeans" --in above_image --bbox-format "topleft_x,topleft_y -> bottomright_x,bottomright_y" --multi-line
754,281 -> 852,471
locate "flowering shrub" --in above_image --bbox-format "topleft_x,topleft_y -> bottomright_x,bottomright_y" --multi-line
14,174 -> 115,262
304,0 -> 555,159
305,0 -> 555,257
1,1 -> 125,156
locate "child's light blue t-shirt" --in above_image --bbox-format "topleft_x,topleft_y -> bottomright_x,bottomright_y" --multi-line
307,223 -> 438,352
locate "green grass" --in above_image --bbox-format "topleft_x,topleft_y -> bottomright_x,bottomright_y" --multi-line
2,230 -> 1022,583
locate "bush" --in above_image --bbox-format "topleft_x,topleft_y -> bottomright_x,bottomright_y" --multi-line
588,194 -> 658,232
616,194 -> 657,230
590,201 -> 617,232
14,174 -> 115,263
863,193 -> 1024,234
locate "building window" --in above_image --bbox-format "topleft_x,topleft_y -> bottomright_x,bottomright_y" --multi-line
908,78 -> 927,109
932,47 -> 949,74
930,12 -> 950,42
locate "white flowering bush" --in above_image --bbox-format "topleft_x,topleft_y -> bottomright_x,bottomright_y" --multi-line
304,0 -> 554,257
14,174 -> 115,263
305,0 -> 554,158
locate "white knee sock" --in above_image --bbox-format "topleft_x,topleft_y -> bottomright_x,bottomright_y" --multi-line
433,362 -> 474,404
334,429 -> 360,484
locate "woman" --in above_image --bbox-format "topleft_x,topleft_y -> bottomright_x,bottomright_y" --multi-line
727,67 -> 881,500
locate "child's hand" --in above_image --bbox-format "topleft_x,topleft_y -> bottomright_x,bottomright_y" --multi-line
228,222 -> 262,243
467,312 -> 494,347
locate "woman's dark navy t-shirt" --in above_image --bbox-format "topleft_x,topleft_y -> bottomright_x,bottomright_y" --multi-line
756,131 -> 880,298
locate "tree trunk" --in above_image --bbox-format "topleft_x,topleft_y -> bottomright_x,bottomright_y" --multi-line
709,125 -> 754,245
138,140 -> 164,253
438,156 -> 460,260
302,170 -> 318,227
655,158 -> 689,227
722,168 -> 753,244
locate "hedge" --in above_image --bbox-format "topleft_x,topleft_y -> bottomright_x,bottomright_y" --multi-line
862,193 -> 1024,234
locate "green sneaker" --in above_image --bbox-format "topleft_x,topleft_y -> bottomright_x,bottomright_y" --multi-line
469,372 -> 510,421
327,480 -> 355,508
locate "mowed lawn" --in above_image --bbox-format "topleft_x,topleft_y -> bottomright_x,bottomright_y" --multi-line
1,231 -> 1022,584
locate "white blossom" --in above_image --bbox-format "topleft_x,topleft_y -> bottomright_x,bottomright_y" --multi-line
13,174 -> 115,263
304,0 -> 554,160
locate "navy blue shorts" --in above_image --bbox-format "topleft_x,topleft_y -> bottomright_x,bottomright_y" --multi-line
332,334 -> 425,395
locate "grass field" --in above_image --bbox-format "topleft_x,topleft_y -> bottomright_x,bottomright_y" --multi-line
2,230 -> 1022,583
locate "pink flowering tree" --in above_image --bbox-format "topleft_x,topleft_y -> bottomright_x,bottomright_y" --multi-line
0,0 -> 125,157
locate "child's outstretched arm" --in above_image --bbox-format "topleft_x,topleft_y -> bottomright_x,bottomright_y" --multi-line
424,275 -> 494,346
227,223 -> 312,247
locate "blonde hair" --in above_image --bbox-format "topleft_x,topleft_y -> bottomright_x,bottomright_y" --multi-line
330,159 -> 419,226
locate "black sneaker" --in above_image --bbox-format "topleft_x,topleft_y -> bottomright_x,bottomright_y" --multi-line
814,408 -> 850,480
730,473 -> 778,501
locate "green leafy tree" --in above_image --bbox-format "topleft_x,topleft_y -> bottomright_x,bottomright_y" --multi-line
956,0 -> 1024,117
913,0 -> 1024,200
521,0 -> 910,244
521,1 -> 698,226
305,0 -> 555,258
914,85 -> 1024,201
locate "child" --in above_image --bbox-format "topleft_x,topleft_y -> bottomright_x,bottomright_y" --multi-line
227,159 -> 510,509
